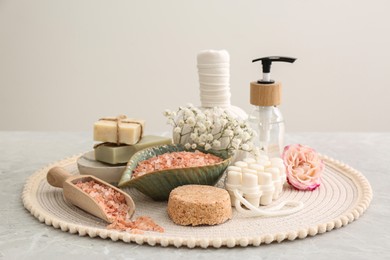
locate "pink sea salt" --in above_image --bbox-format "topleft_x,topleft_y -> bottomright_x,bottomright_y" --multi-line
132,150 -> 223,178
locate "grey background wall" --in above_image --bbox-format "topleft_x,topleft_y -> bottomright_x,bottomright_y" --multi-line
1,0 -> 389,133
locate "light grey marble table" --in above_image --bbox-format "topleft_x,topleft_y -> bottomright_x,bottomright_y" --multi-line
0,132 -> 389,260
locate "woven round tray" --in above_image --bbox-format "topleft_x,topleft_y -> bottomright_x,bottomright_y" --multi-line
22,154 -> 372,248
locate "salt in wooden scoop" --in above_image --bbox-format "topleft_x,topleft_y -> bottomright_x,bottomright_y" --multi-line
47,166 -> 135,223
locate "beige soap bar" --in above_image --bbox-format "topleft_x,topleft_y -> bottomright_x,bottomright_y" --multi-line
93,116 -> 145,145
94,135 -> 172,165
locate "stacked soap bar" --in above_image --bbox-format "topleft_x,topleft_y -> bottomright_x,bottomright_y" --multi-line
93,115 -> 172,165
95,135 -> 172,165
224,155 -> 286,208
94,116 -> 145,145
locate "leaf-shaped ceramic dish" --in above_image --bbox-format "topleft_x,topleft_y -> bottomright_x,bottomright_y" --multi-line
118,144 -> 232,201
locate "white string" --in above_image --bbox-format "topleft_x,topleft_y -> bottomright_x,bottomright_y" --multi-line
233,189 -> 304,217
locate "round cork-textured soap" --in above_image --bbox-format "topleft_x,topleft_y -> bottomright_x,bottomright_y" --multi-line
167,185 -> 232,226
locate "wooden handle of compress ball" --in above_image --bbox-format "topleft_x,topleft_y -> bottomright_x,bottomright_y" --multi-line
47,167 -> 72,188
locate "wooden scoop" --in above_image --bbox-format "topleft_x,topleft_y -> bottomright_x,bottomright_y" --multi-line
47,166 -> 135,223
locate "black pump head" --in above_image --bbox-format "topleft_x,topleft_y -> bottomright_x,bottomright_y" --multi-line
252,56 -> 296,84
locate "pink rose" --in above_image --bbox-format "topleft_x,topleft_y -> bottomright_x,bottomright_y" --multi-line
282,144 -> 324,191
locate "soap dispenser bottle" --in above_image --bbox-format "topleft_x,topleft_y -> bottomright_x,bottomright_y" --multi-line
249,56 -> 296,157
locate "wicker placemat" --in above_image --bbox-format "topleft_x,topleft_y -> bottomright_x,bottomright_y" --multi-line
22,154 -> 372,248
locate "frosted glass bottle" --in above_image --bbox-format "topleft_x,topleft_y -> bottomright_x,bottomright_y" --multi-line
248,106 -> 285,158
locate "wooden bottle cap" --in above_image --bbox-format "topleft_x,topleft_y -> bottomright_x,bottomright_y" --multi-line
250,81 -> 281,106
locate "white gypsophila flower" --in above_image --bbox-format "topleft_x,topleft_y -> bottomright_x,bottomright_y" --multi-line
174,127 -> 182,133
184,108 -> 194,118
198,142 -> 205,147
205,143 -> 211,151
197,123 -> 206,132
212,140 -> 221,147
184,143 -> 191,149
163,109 -> 172,117
224,129 -> 234,137
232,138 -> 241,149
187,117 -> 196,127
241,143 -> 250,151
204,109 -> 212,117
196,113 -> 206,121
242,132 -> 251,141
186,103 -> 194,108
204,120 -> 212,128
191,143 -> 197,149
167,118 -> 175,126
178,120 -> 185,127
229,119 -> 235,125
234,127 -> 243,135
213,119 -> 221,129
190,132 -> 198,141
246,142 -> 254,151
226,113 -> 234,120
193,106 -> 201,113
199,134 -> 207,142
220,119 -> 228,126
206,134 -> 213,141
